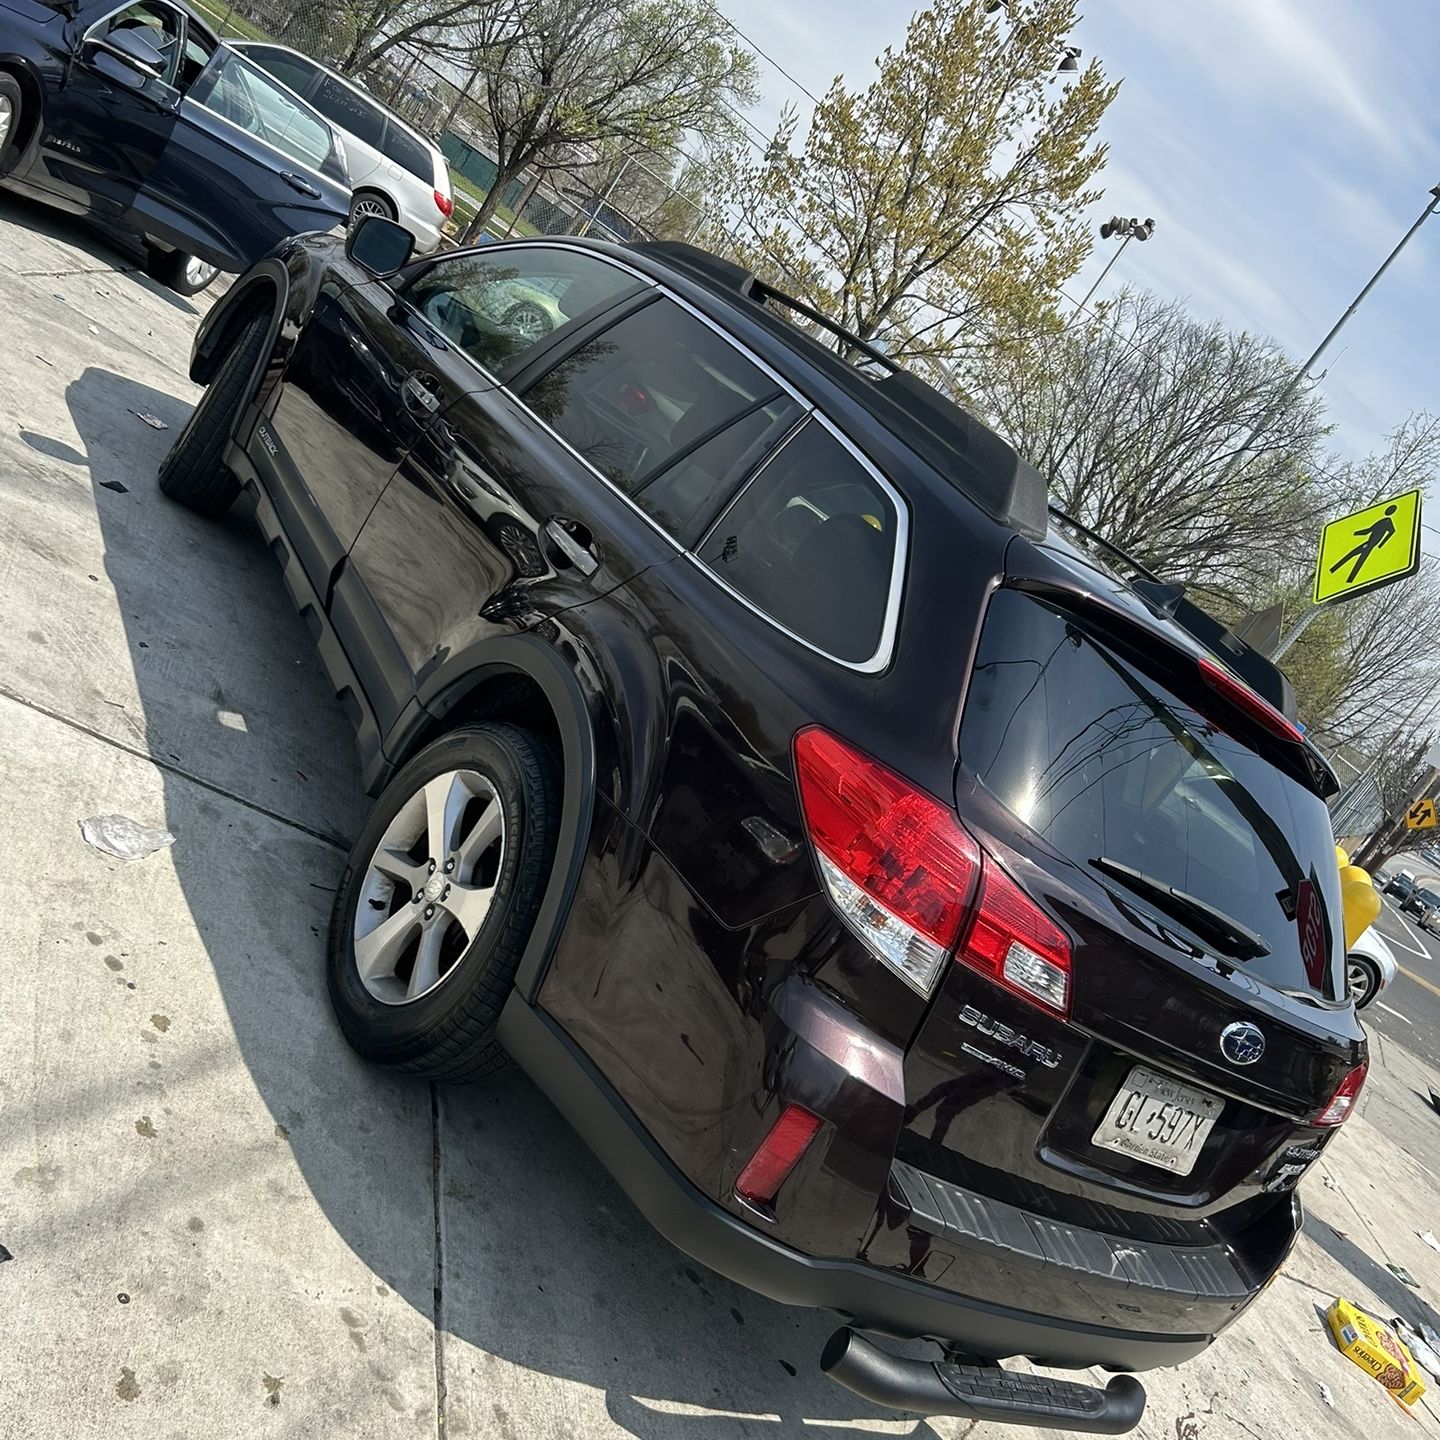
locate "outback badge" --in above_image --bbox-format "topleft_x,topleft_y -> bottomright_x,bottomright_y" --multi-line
1220,1021 -> 1265,1066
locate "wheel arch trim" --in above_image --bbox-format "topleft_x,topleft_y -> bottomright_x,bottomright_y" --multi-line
391,634 -> 598,1005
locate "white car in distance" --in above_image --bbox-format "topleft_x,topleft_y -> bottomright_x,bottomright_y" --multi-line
230,41 -> 454,253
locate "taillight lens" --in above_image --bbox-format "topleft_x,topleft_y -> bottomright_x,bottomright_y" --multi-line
1314,1061 -> 1367,1127
795,728 -> 980,996
793,728 -> 1072,1013
434,189 -> 454,218
960,860 -> 1072,1015
735,1105 -> 822,1207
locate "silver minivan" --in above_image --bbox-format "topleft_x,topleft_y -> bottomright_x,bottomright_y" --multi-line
230,42 -> 453,253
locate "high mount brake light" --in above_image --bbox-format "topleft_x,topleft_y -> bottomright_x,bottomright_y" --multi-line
1199,657 -> 1303,743
793,728 -> 1072,1013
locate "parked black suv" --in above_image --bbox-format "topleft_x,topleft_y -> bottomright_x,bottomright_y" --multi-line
159,219 -> 1366,1433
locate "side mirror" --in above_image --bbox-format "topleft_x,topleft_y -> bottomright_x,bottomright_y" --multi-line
87,27 -> 166,88
345,215 -> 414,278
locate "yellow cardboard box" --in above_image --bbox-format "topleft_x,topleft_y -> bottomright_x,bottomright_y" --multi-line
1327,1298 -> 1428,1407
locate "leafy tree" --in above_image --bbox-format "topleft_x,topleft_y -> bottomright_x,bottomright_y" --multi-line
714,0 -> 1117,365
972,288 -> 1335,604
456,0 -> 757,240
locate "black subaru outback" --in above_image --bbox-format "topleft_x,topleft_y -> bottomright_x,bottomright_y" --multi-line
158,218 -> 1365,1433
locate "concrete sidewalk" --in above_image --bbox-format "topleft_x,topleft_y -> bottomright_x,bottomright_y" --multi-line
4,193 -> 1440,1440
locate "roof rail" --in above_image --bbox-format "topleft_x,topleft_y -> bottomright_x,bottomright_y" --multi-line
634,241 -> 900,374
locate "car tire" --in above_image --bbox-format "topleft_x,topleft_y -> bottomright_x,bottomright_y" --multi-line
1347,955 -> 1381,1010
502,300 -> 553,343
326,722 -> 560,1081
349,190 -> 396,227
157,306 -> 269,517
0,73 -> 23,176
144,246 -> 220,296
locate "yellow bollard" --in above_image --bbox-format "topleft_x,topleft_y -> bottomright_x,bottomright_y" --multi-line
1338,862 -> 1381,949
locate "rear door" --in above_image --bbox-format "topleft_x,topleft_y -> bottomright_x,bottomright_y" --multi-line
344,247 -> 800,710
902,584 -> 1364,1226
169,44 -> 350,264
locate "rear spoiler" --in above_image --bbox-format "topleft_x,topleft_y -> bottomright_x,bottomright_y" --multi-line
1046,506 -> 1298,721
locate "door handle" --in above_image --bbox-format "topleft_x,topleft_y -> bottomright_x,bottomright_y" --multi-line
541,517 -> 600,577
280,170 -> 321,198
401,373 -> 441,415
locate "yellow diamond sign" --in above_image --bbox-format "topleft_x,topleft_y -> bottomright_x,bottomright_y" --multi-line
1313,488 -> 1423,604
1406,798 -> 1437,831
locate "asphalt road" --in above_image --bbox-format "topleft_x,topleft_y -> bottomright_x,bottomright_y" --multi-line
1367,872 -> 1440,1071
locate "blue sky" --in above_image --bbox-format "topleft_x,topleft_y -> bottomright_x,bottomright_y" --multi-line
713,0 -> 1440,468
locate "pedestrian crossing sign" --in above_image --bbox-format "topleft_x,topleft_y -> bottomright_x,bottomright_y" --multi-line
1313,488 -> 1423,604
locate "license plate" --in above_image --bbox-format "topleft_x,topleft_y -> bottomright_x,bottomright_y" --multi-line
1091,1066 -> 1223,1176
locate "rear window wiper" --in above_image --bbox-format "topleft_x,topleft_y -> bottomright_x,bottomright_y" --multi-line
1089,856 -> 1272,962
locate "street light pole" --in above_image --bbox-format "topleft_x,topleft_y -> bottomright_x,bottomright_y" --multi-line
1227,183 -> 1440,498
1072,216 -> 1155,320
1251,183 -> 1440,660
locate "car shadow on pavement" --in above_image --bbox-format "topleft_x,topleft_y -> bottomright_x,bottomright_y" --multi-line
0,190 -> 205,317
69,361 -> 920,1438
1309,1218 -> 1440,1338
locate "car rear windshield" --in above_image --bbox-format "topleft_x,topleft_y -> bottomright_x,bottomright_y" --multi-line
959,588 -> 1345,1000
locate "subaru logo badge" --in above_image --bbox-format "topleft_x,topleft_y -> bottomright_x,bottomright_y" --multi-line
1220,1022 -> 1265,1066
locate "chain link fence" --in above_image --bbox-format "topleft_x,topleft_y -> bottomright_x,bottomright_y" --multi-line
194,0 -> 712,249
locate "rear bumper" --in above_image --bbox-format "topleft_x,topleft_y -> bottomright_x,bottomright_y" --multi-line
497,993 -> 1217,1372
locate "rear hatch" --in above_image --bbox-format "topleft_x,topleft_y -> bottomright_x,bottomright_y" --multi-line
900,577 -> 1365,1248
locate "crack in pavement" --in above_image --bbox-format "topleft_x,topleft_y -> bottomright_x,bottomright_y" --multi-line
431,1083 -> 449,1439
0,681 -> 350,851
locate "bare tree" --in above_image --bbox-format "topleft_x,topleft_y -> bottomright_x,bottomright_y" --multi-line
456,0 -> 757,240
971,289 -> 1335,604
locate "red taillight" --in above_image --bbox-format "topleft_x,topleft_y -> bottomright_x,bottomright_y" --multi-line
793,727 -> 1071,1013
735,1105 -> 822,1207
960,859 -> 1073,1015
434,189 -> 454,218
1199,657 -> 1303,742
794,728 -> 980,995
1314,1061 -> 1367,1127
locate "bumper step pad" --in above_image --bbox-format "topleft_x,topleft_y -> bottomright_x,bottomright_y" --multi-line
823,1329 -> 1146,1433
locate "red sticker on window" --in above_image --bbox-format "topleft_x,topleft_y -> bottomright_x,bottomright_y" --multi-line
1296,877 -> 1326,988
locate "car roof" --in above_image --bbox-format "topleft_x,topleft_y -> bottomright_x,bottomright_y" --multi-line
229,40 -> 442,155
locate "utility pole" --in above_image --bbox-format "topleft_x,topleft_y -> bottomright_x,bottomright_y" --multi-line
1243,183 -> 1440,659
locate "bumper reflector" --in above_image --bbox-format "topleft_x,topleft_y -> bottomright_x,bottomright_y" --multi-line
735,1105 -> 822,1207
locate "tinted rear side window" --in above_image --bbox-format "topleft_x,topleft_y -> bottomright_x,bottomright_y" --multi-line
240,44 -> 319,96
313,75 -> 386,148
633,398 -> 799,544
381,121 -> 433,182
960,588 -> 1345,999
523,299 -> 776,495
696,421 -> 900,666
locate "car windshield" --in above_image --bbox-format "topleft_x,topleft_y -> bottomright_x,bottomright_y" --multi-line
188,47 -> 340,179
960,589 -> 1346,1001
1420,889 -> 1440,906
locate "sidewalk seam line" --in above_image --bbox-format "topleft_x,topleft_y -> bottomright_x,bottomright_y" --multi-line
0,681 -> 350,850
432,1082 -> 448,1438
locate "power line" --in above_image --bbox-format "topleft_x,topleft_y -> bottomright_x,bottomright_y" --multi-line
699,0 -> 826,108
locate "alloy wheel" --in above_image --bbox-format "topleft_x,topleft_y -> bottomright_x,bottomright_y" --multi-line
1347,958 -> 1375,1008
184,255 -> 218,289
350,196 -> 392,226
0,95 -> 13,154
352,768 -> 506,1005
505,302 -> 551,344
